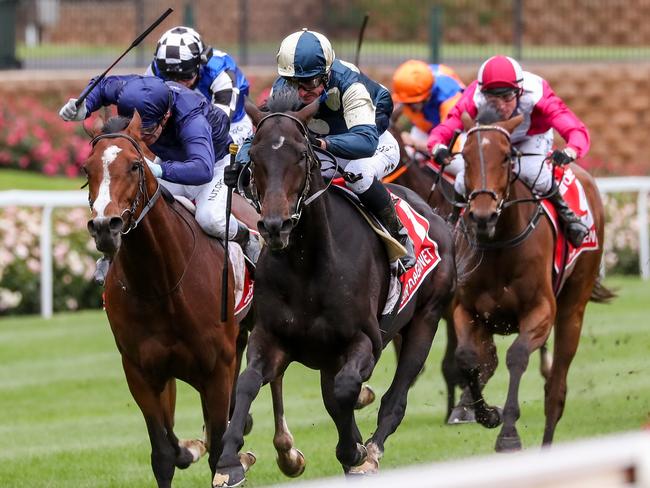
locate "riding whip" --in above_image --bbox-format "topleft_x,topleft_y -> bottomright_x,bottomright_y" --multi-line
75,7 -> 174,108
221,143 -> 239,322
354,13 -> 370,67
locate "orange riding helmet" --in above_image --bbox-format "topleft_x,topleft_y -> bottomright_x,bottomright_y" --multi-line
392,60 -> 434,104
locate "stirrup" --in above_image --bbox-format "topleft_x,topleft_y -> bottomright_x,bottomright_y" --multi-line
397,233 -> 416,271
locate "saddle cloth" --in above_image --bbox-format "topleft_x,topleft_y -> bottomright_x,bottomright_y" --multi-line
541,166 -> 599,292
173,196 -> 254,318
331,181 -> 442,315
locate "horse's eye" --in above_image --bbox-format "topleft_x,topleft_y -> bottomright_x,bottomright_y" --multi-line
131,161 -> 141,172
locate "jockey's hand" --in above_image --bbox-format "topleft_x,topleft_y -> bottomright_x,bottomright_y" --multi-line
551,147 -> 577,166
224,163 -> 243,188
59,98 -> 88,122
432,144 -> 451,165
144,156 -> 163,178
307,133 -> 323,149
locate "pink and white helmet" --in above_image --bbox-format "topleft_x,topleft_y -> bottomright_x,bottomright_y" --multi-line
477,55 -> 524,93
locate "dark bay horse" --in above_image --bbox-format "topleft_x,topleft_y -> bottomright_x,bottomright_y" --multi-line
82,112 -> 241,487
386,124 -> 554,424
212,94 -> 456,486
453,107 -> 614,451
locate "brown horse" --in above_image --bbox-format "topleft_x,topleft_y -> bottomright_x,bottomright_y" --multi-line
453,107 -> 614,451
212,93 -> 456,486
385,124 -> 555,424
83,113 -> 243,487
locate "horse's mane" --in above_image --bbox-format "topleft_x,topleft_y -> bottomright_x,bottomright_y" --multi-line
476,104 -> 503,125
263,88 -> 303,113
101,115 -> 131,134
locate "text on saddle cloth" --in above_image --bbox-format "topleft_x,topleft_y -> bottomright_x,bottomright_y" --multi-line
541,166 -> 599,280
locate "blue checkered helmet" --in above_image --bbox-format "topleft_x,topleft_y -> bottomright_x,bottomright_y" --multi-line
117,77 -> 171,129
277,28 -> 335,79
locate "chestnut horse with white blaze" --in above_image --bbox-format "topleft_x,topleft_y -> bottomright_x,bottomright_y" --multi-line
82,112 -> 248,487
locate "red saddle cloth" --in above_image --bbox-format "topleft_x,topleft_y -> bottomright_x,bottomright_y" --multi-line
392,193 -> 442,313
541,166 -> 599,291
235,264 -> 254,316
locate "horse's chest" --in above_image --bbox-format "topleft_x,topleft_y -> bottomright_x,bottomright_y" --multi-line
466,286 -> 519,330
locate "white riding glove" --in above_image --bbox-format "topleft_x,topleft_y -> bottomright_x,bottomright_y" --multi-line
145,156 -> 163,178
58,98 -> 88,122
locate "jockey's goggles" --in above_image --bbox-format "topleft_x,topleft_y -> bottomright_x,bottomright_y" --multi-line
482,87 -> 519,102
140,123 -> 160,136
284,75 -> 325,91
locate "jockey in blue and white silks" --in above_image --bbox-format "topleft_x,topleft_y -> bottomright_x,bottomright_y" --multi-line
246,28 -> 414,269
58,75 -> 261,282
145,26 -> 253,146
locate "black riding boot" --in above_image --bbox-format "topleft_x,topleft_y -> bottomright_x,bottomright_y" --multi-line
233,221 -> 261,266
358,178 -> 416,270
548,190 -> 589,247
93,256 -> 111,285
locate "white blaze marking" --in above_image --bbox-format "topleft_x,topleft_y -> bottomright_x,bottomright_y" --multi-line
272,136 -> 285,150
481,138 -> 491,147
94,145 -> 122,217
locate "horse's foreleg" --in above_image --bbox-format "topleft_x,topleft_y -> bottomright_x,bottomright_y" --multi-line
122,358 -> 176,488
232,321 -> 254,435
353,305 -> 442,475
542,303 -> 586,445
213,328 -> 288,488
321,334 -> 375,473
496,305 -> 552,452
271,375 -> 305,477
453,307 -> 502,430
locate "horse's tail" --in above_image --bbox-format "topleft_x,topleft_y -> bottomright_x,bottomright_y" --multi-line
452,224 -> 480,287
590,277 -> 617,304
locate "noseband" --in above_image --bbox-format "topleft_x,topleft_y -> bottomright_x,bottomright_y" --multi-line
465,124 -> 515,217
252,112 -> 335,225
89,133 -> 161,234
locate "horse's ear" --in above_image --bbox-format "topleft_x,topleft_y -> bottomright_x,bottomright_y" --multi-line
294,100 -> 320,125
246,98 -> 264,127
125,110 -> 143,139
461,111 -> 474,132
500,114 -> 524,134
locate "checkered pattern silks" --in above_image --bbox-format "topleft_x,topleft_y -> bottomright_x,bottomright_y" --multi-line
154,26 -> 204,74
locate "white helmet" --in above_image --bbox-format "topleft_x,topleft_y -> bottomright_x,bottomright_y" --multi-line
154,26 -> 204,78
277,28 -> 335,78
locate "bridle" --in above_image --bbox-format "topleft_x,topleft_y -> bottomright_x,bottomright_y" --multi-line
464,124 -> 515,218
89,133 -> 161,234
250,112 -> 337,225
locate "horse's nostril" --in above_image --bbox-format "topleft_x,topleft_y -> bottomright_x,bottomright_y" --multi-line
488,212 -> 499,225
109,217 -> 124,233
87,220 -> 96,236
467,210 -> 477,223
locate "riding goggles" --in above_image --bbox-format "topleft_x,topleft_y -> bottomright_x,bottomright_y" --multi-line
283,75 -> 325,91
482,88 -> 519,102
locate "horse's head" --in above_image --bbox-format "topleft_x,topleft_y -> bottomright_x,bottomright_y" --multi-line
245,93 -> 320,250
82,112 -> 156,256
460,108 -> 524,239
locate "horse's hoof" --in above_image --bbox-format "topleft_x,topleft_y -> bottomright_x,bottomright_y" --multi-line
243,414 -> 254,436
476,406 -> 503,429
213,463 -> 246,488
353,443 -> 368,467
495,434 -> 522,452
355,384 -> 376,410
446,405 -> 476,424
277,448 -> 306,478
177,438 -> 206,468
239,451 -> 256,473
348,442 -> 382,475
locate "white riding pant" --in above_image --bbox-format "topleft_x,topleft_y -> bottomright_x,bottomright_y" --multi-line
454,129 -> 554,196
159,154 -> 239,240
407,126 -> 465,176
321,130 -> 400,193
229,114 -> 254,147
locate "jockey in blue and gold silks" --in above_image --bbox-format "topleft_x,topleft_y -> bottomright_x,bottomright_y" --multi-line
391,59 -> 465,158
58,75 -> 260,283
271,28 -> 415,270
145,26 -> 254,146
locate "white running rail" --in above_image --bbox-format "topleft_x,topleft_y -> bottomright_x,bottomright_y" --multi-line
0,176 -> 649,318
272,431 -> 650,488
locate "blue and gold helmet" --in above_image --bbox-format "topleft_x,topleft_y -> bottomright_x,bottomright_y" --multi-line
276,29 -> 335,79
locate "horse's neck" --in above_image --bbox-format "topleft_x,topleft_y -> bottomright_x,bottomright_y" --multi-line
115,200 -> 194,292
